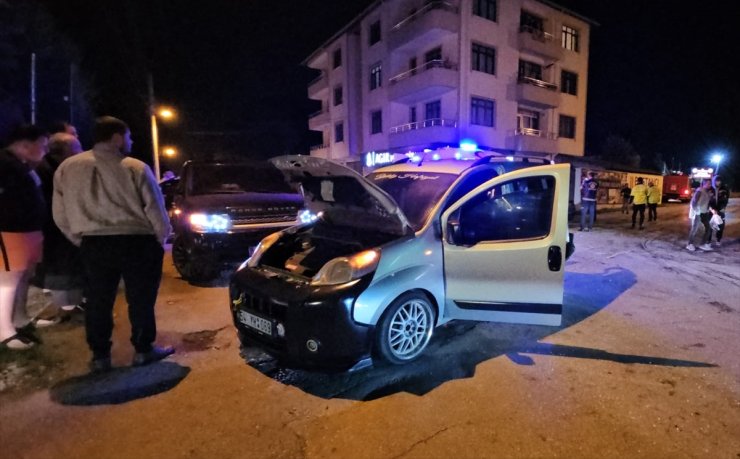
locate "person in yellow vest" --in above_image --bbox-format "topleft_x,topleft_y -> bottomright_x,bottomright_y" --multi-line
630,177 -> 648,230
646,181 -> 661,221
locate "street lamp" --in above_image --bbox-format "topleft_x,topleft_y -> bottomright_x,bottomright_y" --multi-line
711,153 -> 723,175
162,146 -> 177,157
147,73 -> 177,182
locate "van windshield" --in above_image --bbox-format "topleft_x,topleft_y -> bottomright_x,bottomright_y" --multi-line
188,164 -> 294,195
367,171 -> 457,230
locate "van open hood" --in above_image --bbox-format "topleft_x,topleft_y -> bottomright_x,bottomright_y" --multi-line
270,156 -> 412,235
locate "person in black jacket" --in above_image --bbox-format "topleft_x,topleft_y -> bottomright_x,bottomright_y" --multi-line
709,175 -> 730,247
34,132 -> 85,317
0,125 -> 48,350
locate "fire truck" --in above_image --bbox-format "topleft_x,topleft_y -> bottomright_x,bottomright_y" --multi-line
663,167 -> 714,202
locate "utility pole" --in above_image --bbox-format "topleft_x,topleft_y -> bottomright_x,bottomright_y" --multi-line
148,72 -> 161,182
30,53 -> 37,124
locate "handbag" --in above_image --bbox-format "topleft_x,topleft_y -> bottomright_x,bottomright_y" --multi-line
710,213 -> 723,231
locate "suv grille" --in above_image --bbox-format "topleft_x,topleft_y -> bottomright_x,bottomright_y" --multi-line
230,214 -> 296,226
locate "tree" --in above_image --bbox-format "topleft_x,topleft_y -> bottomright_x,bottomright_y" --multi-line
598,135 -> 641,168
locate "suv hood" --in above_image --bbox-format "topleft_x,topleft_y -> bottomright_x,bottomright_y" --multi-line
270,156 -> 412,235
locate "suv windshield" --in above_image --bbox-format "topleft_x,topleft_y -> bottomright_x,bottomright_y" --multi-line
367,171 -> 457,230
188,164 -> 294,195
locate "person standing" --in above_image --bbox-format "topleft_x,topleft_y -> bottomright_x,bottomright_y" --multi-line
647,181 -> 661,222
579,171 -> 599,232
53,116 -> 173,372
686,179 -> 714,252
34,133 -> 85,318
0,125 -> 49,350
630,177 -> 648,230
620,183 -> 631,214
709,175 -> 729,247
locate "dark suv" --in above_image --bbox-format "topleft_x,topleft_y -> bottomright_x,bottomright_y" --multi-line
170,160 -> 303,282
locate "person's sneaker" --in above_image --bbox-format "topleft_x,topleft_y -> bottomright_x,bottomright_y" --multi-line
33,317 -> 61,328
132,346 -> 175,367
89,357 -> 112,374
698,243 -> 714,251
686,244 -> 696,251
714,241 -> 722,248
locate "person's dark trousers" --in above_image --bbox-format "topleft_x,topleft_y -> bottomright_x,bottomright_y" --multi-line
699,212 -> 713,244
79,235 -> 164,360
715,210 -> 726,242
632,204 -> 646,228
580,200 -> 596,230
648,203 -> 658,221
621,199 -> 629,214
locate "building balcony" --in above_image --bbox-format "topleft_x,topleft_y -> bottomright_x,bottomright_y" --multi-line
309,143 -> 329,158
518,25 -> 564,61
389,1 -> 459,53
506,128 -> 558,153
388,118 -> 458,149
308,109 -> 330,130
388,59 -> 458,104
307,73 -> 328,99
516,76 -> 560,108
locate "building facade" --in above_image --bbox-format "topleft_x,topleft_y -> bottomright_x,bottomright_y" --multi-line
305,0 -> 594,171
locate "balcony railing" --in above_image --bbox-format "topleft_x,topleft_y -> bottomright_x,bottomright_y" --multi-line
519,25 -> 555,42
390,118 -> 457,134
518,75 -> 558,91
389,59 -> 457,84
514,128 -> 558,139
309,109 -> 328,119
308,73 -> 324,86
392,1 -> 458,30
309,143 -> 329,151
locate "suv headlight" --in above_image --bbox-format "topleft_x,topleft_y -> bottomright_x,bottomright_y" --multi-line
312,249 -> 380,286
188,213 -> 232,233
243,232 -> 282,269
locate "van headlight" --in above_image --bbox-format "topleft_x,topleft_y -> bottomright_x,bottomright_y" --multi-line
189,213 -> 231,233
312,249 -> 380,286
242,232 -> 282,270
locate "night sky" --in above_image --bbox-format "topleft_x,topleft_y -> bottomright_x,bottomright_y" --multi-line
30,0 -> 740,183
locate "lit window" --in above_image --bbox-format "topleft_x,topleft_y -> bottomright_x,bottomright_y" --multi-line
562,25 -> 579,52
471,97 -> 495,127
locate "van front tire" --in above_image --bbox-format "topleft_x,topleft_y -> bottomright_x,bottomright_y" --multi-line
375,292 -> 435,365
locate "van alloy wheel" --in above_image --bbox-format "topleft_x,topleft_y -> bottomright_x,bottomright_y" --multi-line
376,292 -> 434,365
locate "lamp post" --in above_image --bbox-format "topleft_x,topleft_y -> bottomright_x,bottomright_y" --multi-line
711,153 -> 723,175
147,73 -> 176,182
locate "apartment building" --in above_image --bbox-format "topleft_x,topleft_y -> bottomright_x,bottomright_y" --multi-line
304,0 -> 595,171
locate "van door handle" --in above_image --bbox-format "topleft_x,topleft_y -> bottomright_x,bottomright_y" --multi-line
547,246 -> 562,271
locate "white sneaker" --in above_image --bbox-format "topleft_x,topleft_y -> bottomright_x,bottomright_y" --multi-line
685,244 -> 696,251
714,241 -> 722,247
698,243 -> 713,251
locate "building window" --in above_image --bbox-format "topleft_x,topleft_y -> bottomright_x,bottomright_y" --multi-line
371,110 -> 382,134
473,0 -> 497,22
333,48 -> 342,68
559,115 -> 576,139
471,97 -> 495,127
370,63 -> 382,90
518,60 -> 542,80
518,109 -> 540,132
335,122 -> 344,143
561,70 -> 578,95
425,46 -> 442,64
520,11 -> 544,34
425,100 -> 441,120
562,25 -> 579,52
333,86 -> 343,106
471,43 -> 496,75
410,106 -> 417,123
369,20 -> 381,46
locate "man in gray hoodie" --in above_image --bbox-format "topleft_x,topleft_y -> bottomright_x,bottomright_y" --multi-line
53,116 -> 173,372
686,179 -> 714,252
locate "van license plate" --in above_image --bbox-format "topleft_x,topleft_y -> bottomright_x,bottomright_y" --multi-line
238,311 -> 272,336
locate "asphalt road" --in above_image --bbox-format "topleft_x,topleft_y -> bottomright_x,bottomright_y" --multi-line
1,201 -> 738,459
